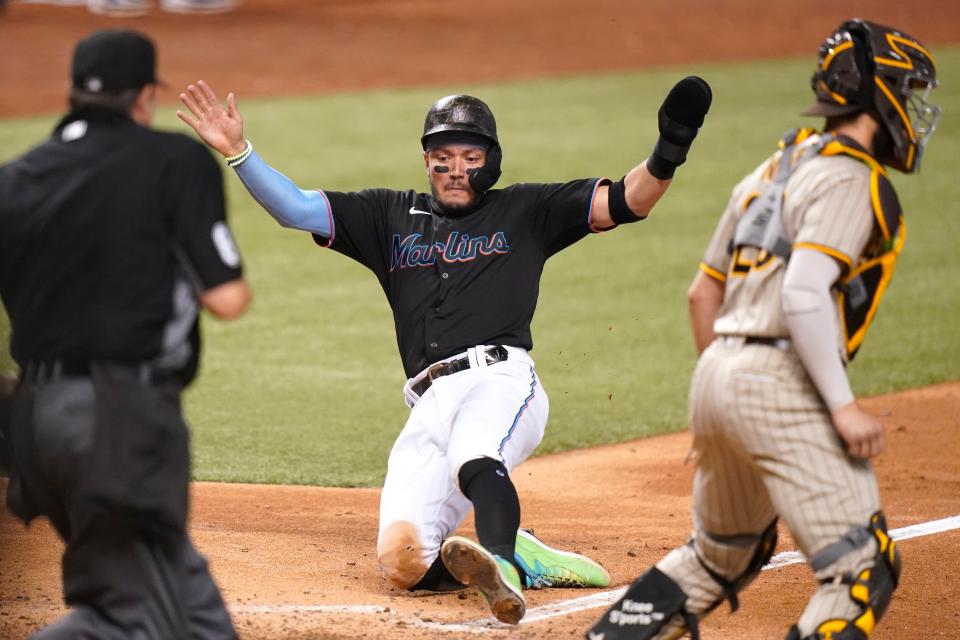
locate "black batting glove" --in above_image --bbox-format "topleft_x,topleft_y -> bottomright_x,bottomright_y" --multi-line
647,76 -> 712,180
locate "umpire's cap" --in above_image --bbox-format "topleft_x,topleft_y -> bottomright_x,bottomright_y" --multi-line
421,95 -> 498,150
72,29 -> 159,94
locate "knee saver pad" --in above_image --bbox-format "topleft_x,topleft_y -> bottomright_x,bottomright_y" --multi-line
586,566 -> 700,640
695,518 -> 778,614
377,521 -> 431,590
798,512 -> 901,639
786,623 -> 868,640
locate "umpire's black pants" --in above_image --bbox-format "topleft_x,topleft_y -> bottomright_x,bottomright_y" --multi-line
6,362 -> 236,639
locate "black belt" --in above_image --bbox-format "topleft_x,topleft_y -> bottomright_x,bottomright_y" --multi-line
744,336 -> 791,350
411,346 -> 509,397
22,360 -> 179,386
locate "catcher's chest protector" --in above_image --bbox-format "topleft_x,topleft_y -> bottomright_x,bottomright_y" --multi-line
731,128 -> 904,361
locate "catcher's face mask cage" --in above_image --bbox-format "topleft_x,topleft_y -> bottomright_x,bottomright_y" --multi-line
421,94 -> 499,150
810,19 -> 940,173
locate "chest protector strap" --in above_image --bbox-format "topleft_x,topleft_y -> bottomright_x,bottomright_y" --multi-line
732,128 -> 827,259
731,128 -> 905,361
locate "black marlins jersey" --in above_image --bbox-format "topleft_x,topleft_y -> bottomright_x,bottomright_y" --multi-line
0,109 -> 243,384
316,179 -> 610,377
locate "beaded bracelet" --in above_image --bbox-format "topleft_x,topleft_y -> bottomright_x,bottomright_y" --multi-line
225,140 -> 253,168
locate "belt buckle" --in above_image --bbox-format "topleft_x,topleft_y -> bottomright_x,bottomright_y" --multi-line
427,362 -> 446,381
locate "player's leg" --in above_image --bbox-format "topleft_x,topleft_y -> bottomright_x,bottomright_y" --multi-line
376,384 -> 472,591
712,344 -> 896,640
745,380 -> 890,637
449,352 -> 608,582
438,351 -> 548,622
589,341 -> 778,639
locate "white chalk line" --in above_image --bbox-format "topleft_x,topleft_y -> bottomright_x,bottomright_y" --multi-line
226,513 -> 960,634
232,604 -> 388,615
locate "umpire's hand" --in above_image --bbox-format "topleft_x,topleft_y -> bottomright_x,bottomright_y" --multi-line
178,80 -> 247,158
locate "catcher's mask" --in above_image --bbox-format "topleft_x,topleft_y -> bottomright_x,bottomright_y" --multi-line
422,94 -> 502,192
802,18 -> 940,173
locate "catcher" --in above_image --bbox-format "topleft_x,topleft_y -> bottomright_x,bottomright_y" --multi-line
588,18 -> 940,640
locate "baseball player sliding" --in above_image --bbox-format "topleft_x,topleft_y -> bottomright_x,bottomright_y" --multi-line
178,77 -> 711,624
587,19 -> 940,640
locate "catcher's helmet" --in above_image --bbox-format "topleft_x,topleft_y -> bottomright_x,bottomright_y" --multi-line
421,94 -> 499,149
803,19 -> 940,173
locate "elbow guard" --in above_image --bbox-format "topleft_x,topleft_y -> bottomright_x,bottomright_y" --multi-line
607,177 -> 643,225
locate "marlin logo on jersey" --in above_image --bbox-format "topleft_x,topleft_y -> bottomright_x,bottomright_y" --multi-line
390,231 -> 510,271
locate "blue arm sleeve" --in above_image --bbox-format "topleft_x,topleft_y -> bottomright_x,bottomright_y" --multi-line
233,149 -> 332,237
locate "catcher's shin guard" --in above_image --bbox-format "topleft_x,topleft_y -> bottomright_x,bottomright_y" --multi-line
585,567 -> 699,640
787,512 -> 901,639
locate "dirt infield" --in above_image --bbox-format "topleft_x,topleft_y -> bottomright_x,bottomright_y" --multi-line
2,382 -> 959,638
1,0 -> 959,118
2,0 -> 959,638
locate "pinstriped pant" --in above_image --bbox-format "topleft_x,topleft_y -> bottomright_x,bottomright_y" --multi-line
656,337 -> 880,636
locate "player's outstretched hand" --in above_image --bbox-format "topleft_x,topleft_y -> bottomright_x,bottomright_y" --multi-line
646,76 -> 713,180
831,401 -> 885,459
177,80 -> 246,158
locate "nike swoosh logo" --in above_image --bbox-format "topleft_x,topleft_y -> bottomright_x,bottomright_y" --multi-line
409,207 -> 433,216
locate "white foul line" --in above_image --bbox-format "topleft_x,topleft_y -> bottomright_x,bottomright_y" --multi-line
232,604 -> 388,615
402,513 -> 960,633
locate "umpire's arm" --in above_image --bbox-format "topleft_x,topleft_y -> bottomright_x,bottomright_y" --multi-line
201,280 -> 250,319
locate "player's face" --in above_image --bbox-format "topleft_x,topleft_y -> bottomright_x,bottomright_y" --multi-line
424,144 -> 487,211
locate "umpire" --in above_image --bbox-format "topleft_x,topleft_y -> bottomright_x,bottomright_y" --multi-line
0,30 -> 250,638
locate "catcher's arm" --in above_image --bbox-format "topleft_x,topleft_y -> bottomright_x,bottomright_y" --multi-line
688,270 -> 724,354
177,81 -> 332,237
782,248 -> 883,459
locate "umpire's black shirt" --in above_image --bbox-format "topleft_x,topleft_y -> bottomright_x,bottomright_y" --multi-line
316,179 -> 610,378
0,109 -> 243,384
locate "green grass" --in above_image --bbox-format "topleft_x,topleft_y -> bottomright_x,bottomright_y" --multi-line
1,49 -> 958,485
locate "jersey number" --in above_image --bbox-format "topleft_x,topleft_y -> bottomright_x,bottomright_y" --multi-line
730,247 -> 776,276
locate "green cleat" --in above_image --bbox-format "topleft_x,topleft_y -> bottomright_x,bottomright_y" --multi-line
514,528 -> 611,589
441,536 -> 526,624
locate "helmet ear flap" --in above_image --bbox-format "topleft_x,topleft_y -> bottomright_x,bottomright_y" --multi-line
466,143 -> 502,193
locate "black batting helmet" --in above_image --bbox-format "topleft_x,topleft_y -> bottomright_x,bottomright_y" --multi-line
802,19 -> 940,173
422,94 -> 502,193
421,94 -> 499,150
